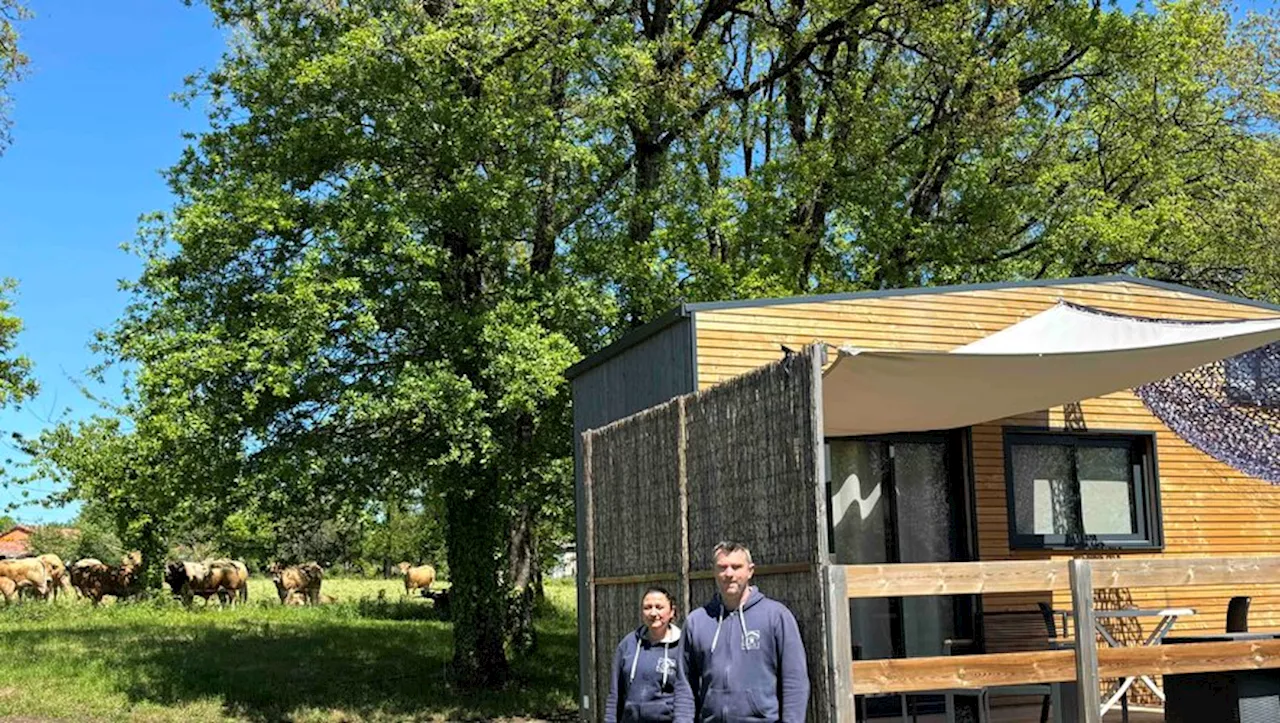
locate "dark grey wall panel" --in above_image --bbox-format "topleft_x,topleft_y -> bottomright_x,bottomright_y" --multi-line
572,316 -> 697,446
573,316 -> 696,721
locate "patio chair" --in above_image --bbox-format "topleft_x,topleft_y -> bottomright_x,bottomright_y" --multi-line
939,606 -> 1063,723
1227,595 -> 1251,633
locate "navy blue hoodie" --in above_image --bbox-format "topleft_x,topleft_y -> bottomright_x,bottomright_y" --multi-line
682,587 -> 809,723
604,624 -> 695,723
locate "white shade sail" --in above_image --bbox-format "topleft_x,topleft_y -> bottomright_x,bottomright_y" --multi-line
823,302 -> 1280,437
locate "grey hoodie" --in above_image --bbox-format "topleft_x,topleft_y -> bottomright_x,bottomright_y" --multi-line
682,587 -> 809,723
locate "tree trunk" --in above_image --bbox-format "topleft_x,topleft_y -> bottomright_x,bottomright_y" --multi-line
446,480 -> 510,687
508,502 -> 536,589
383,500 -> 393,579
532,65 -> 566,275
507,499 -> 538,655
533,548 -> 545,601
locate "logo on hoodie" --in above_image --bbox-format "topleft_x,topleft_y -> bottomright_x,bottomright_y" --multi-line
742,629 -> 761,651
656,656 -> 677,676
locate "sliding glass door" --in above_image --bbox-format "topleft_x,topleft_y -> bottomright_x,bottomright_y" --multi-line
828,431 -> 977,717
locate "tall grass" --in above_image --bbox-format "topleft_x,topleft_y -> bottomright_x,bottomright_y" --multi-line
0,578 -> 578,722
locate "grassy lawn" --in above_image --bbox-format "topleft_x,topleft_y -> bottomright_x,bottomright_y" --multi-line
0,578 -> 578,722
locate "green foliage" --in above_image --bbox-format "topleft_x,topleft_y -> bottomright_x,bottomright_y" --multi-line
362,496 -> 448,577
22,507 -> 124,564
15,418 -> 168,585
0,278 -> 37,413
0,0 -> 30,153
25,524 -> 77,561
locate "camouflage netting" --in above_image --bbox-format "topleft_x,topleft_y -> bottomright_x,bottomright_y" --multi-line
1136,341 -> 1280,484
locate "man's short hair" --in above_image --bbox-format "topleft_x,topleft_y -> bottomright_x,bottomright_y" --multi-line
713,540 -> 754,565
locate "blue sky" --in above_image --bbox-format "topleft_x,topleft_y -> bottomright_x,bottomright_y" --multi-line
0,1 -> 227,522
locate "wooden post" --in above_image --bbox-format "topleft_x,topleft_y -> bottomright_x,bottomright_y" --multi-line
808,343 -> 830,566
676,396 -> 691,621
809,344 -> 852,720
583,432 -> 598,723
826,564 -> 858,722
1070,559 -> 1102,723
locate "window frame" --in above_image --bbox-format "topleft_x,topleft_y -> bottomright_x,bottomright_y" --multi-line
1002,428 -> 1163,551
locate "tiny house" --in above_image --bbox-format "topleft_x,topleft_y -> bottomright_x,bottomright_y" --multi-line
569,275 -> 1280,720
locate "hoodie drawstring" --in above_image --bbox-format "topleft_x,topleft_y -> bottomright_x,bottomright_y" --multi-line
711,608 -> 723,653
710,596 -> 748,653
632,628 -> 678,684
629,634 -> 642,681
738,597 -> 748,643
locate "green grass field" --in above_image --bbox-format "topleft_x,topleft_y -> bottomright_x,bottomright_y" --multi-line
0,578 -> 578,722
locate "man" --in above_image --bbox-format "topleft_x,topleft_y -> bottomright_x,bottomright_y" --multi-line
683,540 -> 809,723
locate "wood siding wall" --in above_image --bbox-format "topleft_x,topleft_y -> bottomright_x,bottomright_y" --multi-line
694,281 -> 1280,650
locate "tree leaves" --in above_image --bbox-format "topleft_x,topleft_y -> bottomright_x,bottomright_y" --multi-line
0,279 -> 37,410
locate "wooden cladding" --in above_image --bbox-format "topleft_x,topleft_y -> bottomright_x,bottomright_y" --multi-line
693,279 -> 1280,646
845,560 -> 1066,598
850,640 -> 1280,695
843,557 -> 1280,598
842,555 -> 1280,723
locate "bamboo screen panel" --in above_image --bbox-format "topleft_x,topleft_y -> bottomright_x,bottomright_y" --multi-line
583,346 -> 830,722
684,351 -> 829,723
588,402 -> 683,579
685,354 -> 822,569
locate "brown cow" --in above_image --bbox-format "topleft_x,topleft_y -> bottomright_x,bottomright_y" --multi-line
68,558 -> 103,599
270,562 -> 323,605
397,562 -> 436,596
0,557 -> 50,599
165,559 -> 250,606
72,557 -> 142,605
38,553 -> 69,601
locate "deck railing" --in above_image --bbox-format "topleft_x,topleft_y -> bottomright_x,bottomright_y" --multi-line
831,557 -> 1280,722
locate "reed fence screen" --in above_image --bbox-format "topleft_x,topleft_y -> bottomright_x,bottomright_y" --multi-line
582,345 -> 835,722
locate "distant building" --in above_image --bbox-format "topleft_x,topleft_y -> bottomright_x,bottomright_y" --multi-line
548,542 -> 576,579
0,524 -> 80,559
0,525 -> 33,559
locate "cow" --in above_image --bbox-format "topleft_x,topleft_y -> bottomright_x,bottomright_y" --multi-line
71,557 -> 142,605
68,558 -> 103,599
423,589 -> 451,620
0,556 -> 50,600
270,562 -> 323,605
38,553 -> 69,601
165,559 -> 250,606
397,562 -> 436,596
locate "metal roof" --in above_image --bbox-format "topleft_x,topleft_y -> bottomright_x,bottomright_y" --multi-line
566,275 -> 1280,380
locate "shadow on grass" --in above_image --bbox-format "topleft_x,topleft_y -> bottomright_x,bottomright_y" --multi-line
2,603 -> 578,722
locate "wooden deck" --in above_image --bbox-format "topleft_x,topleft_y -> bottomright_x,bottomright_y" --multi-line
887,704 -> 1164,722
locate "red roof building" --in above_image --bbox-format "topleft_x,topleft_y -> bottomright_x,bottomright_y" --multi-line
0,525 -> 33,559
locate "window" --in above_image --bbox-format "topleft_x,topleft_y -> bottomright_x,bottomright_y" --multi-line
1004,429 -> 1162,550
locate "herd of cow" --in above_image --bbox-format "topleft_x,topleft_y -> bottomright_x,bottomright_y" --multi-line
0,552 -> 441,608
0,553 -> 138,604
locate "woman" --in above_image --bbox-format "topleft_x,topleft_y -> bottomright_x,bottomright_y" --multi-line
604,586 -> 694,723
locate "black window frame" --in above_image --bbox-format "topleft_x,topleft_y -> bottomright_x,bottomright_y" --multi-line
1003,428 -> 1163,551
